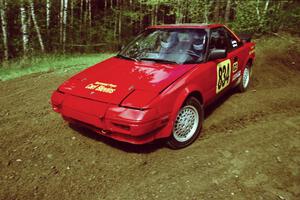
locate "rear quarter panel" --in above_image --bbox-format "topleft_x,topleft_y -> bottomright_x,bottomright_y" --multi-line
241,42 -> 256,67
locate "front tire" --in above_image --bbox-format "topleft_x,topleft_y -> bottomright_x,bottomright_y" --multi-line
167,97 -> 204,149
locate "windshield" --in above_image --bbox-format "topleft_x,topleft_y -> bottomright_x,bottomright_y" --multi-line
118,29 -> 207,64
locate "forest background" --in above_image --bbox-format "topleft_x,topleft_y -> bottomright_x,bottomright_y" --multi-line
0,0 -> 299,62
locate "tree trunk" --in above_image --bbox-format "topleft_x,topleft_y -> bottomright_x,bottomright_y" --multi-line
88,0 -> 92,44
104,0 -> 107,9
88,0 -> 91,28
70,0 -> 73,46
154,4 -> 158,25
84,0 -> 88,43
224,0 -> 231,23
20,0 -> 29,56
139,1 -> 143,32
114,15 -> 117,39
256,0 -> 261,21
114,0 -> 119,39
63,0 -> 68,53
104,0 -> 107,21
29,0 -> 45,52
79,0 -> 83,33
162,8 -> 165,24
204,0 -> 213,23
129,0 -> 133,25
263,0 -> 270,15
184,1 -> 189,23
60,0 -> 63,44
46,0 -> 50,30
204,1 -> 209,23
151,6 -> 154,25
276,1 -> 283,31
70,0 -> 73,29
27,5 -> 32,28
213,0 -> 220,22
0,0 -> 8,60
84,0 -> 87,29
118,2 -> 122,43
176,0 -> 182,23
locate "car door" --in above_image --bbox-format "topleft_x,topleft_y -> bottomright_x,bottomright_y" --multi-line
223,27 -> 247,85
208,28 -> 233,96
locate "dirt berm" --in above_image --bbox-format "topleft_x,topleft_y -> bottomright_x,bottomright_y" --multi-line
0,36 -> 300,199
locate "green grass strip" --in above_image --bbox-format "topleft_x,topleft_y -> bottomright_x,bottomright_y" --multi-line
0,53 -> 115,81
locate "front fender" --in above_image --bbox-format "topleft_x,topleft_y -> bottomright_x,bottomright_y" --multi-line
151,82 -> 203,139
170,84 -> 203,121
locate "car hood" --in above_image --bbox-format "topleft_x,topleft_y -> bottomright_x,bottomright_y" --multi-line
58,57 -> 196,105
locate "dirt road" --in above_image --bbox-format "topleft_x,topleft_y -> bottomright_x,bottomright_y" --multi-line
1,44 -> 300,199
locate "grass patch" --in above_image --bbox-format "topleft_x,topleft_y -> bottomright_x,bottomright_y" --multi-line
0,53 -> 115,81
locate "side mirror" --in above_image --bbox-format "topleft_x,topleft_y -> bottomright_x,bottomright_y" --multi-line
208,49 -> 227,60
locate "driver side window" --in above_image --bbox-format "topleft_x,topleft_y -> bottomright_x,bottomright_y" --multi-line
209,29 -> 228,50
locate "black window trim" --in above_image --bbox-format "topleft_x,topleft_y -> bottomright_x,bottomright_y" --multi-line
206,26 -> 243,56
205,27 -> 228,62
223,26 -> 243,52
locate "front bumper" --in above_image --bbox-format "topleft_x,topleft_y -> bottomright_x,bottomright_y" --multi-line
51,91 -> 170,144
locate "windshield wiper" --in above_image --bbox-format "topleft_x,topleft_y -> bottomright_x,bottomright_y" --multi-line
117,55 -> 178,64
139,57 -> 178,64
116,54 -> 139,62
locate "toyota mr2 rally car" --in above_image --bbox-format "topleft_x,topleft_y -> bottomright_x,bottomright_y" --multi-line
51,24 -> 255,149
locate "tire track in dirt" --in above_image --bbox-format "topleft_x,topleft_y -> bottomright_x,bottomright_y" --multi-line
0,49 -> 300,199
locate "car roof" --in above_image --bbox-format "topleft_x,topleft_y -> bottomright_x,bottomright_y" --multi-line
147,23 -> 223,29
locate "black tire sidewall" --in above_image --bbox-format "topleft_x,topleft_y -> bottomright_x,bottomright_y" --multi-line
167,97 -> 204,149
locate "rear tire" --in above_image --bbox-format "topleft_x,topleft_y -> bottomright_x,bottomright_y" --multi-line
238,63 -> 251,92
167,97 -> 204,149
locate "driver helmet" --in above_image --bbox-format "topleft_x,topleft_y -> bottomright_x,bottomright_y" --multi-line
192,34 -> 205,51
160,32 -> 178,49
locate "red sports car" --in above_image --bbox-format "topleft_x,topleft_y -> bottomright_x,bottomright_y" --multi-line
51,24 -> 255,149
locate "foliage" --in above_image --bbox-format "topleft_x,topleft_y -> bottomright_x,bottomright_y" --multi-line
231,0 -> 300,35
230,1 -> 261,34
281,3 -> 300,34
0,0 -> 299,61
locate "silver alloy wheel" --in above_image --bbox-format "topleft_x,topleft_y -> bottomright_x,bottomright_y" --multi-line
243,67 -> 250,89
173,105 -> 199,142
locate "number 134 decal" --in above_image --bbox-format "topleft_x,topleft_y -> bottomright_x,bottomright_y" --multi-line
216,59 -> 231,94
